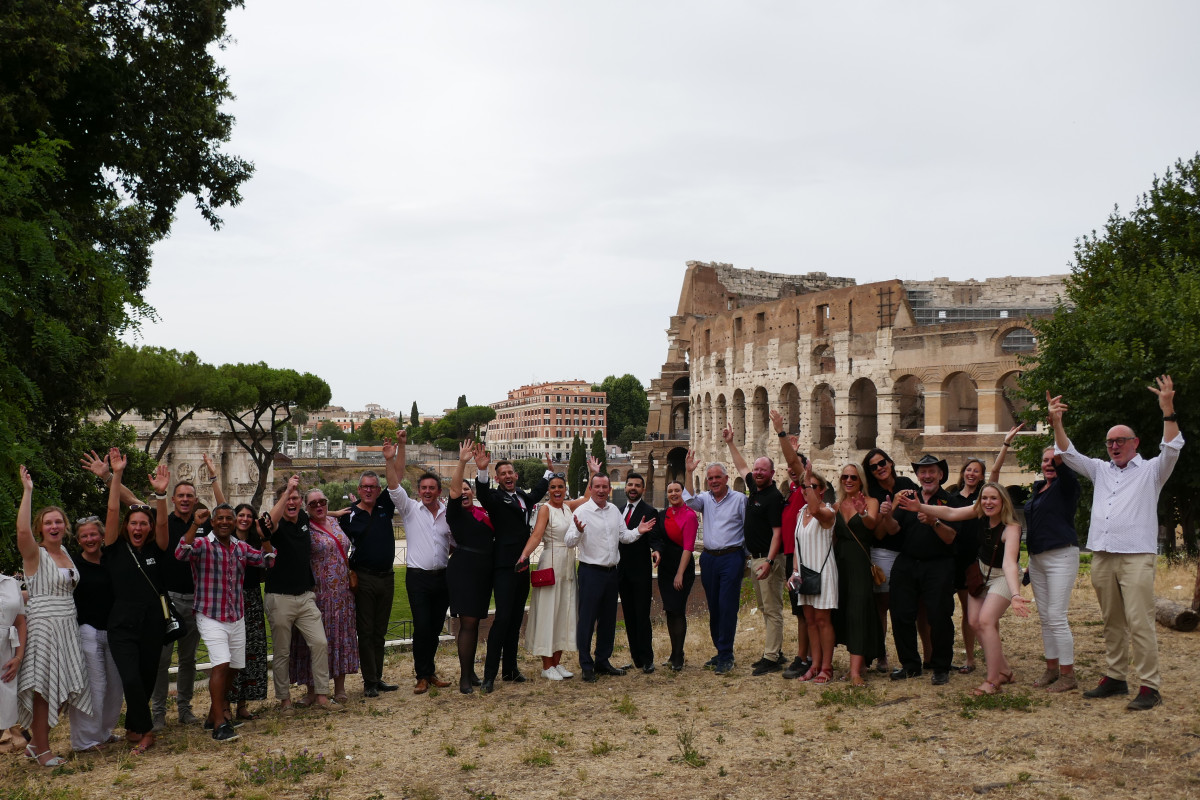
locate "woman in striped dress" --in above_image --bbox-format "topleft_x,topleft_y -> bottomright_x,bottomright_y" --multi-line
15,465 -> 92,767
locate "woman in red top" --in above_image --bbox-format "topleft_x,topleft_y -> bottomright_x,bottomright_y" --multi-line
653,481 -> 697,671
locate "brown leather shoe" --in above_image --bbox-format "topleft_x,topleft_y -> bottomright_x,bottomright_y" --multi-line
413,678 -> 430,695
429,675 -> 451,689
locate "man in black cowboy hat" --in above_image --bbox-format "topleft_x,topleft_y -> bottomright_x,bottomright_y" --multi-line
888,454 -> 958,686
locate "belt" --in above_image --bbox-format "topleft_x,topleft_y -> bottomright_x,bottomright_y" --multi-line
408,567 -> 447,574
748,551 -> 770,560
704,545 -> 744,557
580,562 -> 617,572
452,544 -> 492,556
354,566 -> 395,578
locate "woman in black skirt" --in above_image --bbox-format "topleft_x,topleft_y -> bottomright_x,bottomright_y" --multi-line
653,480 -> 697,671
446,441 -> 497,694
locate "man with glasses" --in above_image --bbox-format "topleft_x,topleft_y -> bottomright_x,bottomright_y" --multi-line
383,433 -> 453,694
1048,375 -> 1183,710
341,468 -> 400,697
152,479 -> 203,729
682,442 -> 749,675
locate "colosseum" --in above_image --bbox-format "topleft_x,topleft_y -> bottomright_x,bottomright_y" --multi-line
631,261 -> 1068,501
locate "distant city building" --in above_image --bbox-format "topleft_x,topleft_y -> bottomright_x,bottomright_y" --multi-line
485,380 -> 608,461
308,403 -> 399,433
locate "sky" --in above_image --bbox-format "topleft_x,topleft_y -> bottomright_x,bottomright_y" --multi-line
134,0 -> 1200,416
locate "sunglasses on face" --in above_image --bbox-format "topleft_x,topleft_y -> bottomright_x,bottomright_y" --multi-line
359,484 -> 380,491
868,460 -> 888,471
840,475 -> 859,482
307,498 -> 328,507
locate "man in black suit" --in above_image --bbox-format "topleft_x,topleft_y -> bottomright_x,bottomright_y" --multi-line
616,472 -> 658,673
473,446 -> 551,693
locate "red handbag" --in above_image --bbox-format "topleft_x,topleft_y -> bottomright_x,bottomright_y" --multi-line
530,567 -> 555,587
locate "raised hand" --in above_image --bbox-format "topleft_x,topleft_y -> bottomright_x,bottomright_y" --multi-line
473,444 -> 491,472
721,423 -> 734,444
879,494 -> 894,517
80,450 -> 110,480
684,449 -> 699,474
459,440 -> 475,464
397,429 -> 407,445
149,464 -> 170,495
202,453 -> 218,478
769,409 -> 784,433
382,437 -> 397,461
286,473 -> 301,493
193,507 -> 211,528
545,453 -> 554,471
18,465 -> 32,493
1149,374 -> 1175,411
1004,422 -> 1026,446
1045,391 -> 1068,426
586,455 -> 601,475
850,492 -> 867,515
109,447 -> 127,475
637,517 -> 656,534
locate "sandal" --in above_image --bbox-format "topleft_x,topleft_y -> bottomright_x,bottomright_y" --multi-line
1032,669 -> 1059,688
333,694 -> 349,704
236,711 -> 260,721
24,746 -> 67,767
998,669 -> 1015,686
813,670 -> 833,685
1046,674 -> 1078,693
957,663 -> 977,674
131,737 -> 154,755
796,667 -> 818,682
850,676 -> 867,687
295,696 -> 317,708
971,681 -> 999,696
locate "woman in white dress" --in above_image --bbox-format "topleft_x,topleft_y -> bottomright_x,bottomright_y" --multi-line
519,473 -> 590,680
15,465 -> 92,767
0,572 -> 26,752
790,463 -> 838,684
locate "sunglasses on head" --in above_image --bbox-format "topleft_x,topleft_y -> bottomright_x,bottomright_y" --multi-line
128,504 -> 152,513
76,515 -> 101,525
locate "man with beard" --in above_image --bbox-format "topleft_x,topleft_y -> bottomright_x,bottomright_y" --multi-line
473,448 -> 551,693
152,479 -> 203,729
175,504 -> 275,741
889,455 -> 957,686
724,423 -> 786,676
616,472 -> 658,673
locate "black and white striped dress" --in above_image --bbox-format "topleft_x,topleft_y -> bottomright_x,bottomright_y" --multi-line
17,548 -> 92,727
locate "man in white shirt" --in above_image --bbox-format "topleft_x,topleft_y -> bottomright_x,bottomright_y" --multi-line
385,434 -> 454,694
1048,375 -> 1182,711
567,474 -> 656,682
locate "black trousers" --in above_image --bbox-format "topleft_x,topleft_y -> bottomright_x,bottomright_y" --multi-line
485,566 -> 530,679
577,562 -> 620,672
617,570 -> 654,667
355,570 -> 394,684
890,555 -> 955,672
109,603 -> 165,735
405,567 -> 450,679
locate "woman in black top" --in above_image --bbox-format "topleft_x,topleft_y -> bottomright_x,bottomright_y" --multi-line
102,448 -> 171,754
993,431 -> 1082,692
446,441 -> 496,694
900,482 -> 1030,696
68,515 -> 122,751
947,457 -> 987,675
861,448 -> 920,673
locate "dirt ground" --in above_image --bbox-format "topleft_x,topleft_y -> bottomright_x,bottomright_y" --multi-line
5,562 -> 1200,800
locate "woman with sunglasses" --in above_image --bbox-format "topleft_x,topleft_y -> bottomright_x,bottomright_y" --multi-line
102,449 -> 171,754
289,488 -> 358,705
947,457 -> 987,675
519,454 -> 592,681
832,464 -> 883,685
67,514 -> 123,752
15,465 -> 92,767
860,448 -> 919,674
227,502 -> 269,719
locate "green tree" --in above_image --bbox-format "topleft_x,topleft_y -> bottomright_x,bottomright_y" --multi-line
410,401 -> 420,427
209,363 -> 332,507
457,395 -> 468,410
615,424 -> 647,452
597,374 -> 649,441
316,421 -> 343,440
567,434 -> 586,497
372,418 -> 398,442
1016,153 -> 1200,555
512,458 -> 547,490
591,430 -> 608,476
432,406 -> 496,441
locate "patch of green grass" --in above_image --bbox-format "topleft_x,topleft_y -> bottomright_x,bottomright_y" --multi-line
442,744 -> 457,757
521,748 -> 553,766
238,749 -> 327,785
815,685 -> 881,708
460,762 -> 477,772
614,694 -> 637,717
644,724 -> 659,735
959,689 -> 1043,713
781,720 -> 795,736
591,739 -> 616,755
540,731 -> 568,748
675,720 -> 707,768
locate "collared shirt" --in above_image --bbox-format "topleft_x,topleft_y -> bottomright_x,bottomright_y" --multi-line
1024,463 -> 1081,554
162,512 -> 196,594
175,534 -> 274,622
388,484 -> 452,570
265,512 -> 316,595
743,474 -> 784,556
341,492 -> 397,572
682,487 -> 748,550
894,487 -> 955,560
565,499 -> 643,567
781,482 -> 806,556
1057,433 -> 1184,553
622,499 -> 641,526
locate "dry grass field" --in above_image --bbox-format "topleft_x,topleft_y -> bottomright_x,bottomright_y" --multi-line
5,561 -> 1200,800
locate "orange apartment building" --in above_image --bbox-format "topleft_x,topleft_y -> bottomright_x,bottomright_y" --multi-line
485,380 -> 608,462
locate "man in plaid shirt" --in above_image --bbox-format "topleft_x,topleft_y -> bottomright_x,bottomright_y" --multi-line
176,503 -> 275,741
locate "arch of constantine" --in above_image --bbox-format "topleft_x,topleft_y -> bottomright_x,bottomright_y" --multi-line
632,262 -> 1067,502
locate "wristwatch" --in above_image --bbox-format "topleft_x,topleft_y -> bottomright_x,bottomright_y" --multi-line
1164,413 -> 1178,422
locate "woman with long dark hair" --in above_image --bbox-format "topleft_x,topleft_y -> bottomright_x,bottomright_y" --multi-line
653,480 -> 697,671
446,441 -> 498,693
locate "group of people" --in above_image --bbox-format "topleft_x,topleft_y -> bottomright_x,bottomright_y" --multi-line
0,375 -> 1182,763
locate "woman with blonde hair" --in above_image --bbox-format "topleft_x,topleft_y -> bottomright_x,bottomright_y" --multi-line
68,514 -> 123,751
899,482 -> 1029,695
832,463 -> 883,685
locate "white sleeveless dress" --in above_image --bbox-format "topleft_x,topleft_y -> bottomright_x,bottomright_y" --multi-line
525,505 -> 578,656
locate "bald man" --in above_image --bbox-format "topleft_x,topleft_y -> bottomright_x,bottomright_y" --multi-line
1048,376 -> 1183,711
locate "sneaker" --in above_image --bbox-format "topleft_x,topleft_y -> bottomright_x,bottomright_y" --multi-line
212,722 -> 239,742
178,709 -> 201,726
554,665 -> 574,679
1126,687 -> 1162,711
151,715 -> 166,732
541,668 -> 564,681
752,657 -> 784,676
703,655 -> 720,670
713,659 -> 736,675
783,657 -> 812,680
1083,676 -> 1129,698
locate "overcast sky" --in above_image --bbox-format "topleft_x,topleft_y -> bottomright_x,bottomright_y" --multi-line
135,0 -> 1200,416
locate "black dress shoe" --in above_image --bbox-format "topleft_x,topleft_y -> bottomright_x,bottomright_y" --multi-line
642,664 -> 655,674
890,667 -> 922,681
620,663 -> 636,671
470,673 -> 482,687
1083,676 -> 1129,698
931,671 -> 950,686
375,681 -> 399,692
459,683 -> 474,695
595,663 -> 627,677
501,671 -> 527,683
582,670 -> 598,683
363,684 -> 379,698
480,678 -> 495,694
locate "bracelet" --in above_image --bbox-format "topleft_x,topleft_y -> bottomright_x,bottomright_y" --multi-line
1164,413 -> 1178,422
776,431 -> 787,438
150,492 -> 166,501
